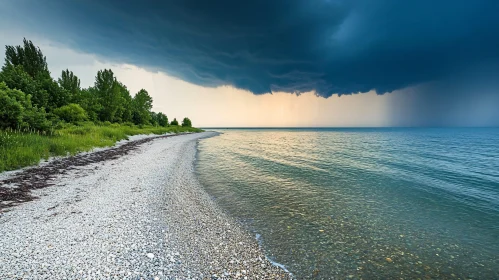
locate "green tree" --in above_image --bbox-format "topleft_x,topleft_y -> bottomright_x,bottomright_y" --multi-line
41,77 -> 69,111
149,112 -> 159,126
157,112 -> 168,127
3,39 -> 69,111
0,64 -> 48,108
58,69 -> 80,102
181,117 -> 192,127
132,89 -> 153,125
170,118 -> 179,126
4,38 -> 49,79
94,69 -> 120,122
114,81 -> 133,123
78,87 -> 102,122
149,112 -> 168,127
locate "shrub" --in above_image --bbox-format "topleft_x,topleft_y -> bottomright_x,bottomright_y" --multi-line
0,83 -> 24,129
22,107 -> 51,131
53,103 -> 87,123
0,82 -> 51,131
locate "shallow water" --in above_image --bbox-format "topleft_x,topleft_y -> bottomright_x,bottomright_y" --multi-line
195,128 -> 499,279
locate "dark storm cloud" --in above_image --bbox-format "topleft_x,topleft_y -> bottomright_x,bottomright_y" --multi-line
2,0 -> 499,97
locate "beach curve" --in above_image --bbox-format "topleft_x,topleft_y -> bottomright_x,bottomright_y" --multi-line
0,132 -> 290,279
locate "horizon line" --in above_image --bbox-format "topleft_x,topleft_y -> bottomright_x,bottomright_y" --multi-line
200,126 -> 499,129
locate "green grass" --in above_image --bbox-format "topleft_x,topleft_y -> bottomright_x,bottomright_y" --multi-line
0,124 -> 203,172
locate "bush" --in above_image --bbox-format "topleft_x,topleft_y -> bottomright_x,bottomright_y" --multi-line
0,82 -> 51,131
170,118 -> 179,126
22,107 -> 51,131
53,103 -> 87,123
0,84 -> 24,129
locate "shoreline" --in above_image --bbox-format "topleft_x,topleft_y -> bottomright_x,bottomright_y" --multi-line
0,132 -> 290,279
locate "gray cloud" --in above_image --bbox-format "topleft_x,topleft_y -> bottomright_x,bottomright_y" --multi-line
1,0 -> 499,102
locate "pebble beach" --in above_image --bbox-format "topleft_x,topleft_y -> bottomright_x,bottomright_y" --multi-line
0,132 -> 290,279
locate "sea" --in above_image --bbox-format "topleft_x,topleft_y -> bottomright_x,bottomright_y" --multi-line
195,128 -> 499,279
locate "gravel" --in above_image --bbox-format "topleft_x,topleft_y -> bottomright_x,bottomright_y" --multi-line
0,132 -> 290,279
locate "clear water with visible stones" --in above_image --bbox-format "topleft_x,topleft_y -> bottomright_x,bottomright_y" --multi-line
196,128 -> 499,279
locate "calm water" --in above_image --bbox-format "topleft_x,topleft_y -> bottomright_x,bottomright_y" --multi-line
195,128 -> 499,279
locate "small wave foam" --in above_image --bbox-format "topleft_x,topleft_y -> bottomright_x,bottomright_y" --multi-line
255,233 -> 293,276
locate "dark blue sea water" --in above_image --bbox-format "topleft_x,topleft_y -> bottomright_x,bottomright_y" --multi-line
195,128 -> 499,279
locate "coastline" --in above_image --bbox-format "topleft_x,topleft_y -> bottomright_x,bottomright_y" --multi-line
0,133 -> 170,183
0,132 -> 290,279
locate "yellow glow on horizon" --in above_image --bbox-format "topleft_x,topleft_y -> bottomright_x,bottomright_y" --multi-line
112,64 -> 392,127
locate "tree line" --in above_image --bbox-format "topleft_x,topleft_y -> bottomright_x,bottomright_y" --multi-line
0,38 -> 193,131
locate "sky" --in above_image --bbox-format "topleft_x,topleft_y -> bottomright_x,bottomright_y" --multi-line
1,0 -> 498,127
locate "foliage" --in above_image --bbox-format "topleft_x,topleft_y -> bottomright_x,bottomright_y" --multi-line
156,112 -> 168,127
0,82 -> 50,131
132,89 -> 153,125
2,39 -> 69,111
113,81 -> 133,123
95,69 -> 120,122
149,112 -> 158,126
149,112 -> 168,127
0,83 -> 24,129
4,38 -> 49,79
21,107 -> 52,132
182,117 -> 192,127
0,38 -> 200,171
58,69 -> 80,102
77,87 -> 102,122
40,77 -> 70,110
1,39 -> 195,131
170,118 -> 179,126
0,64 -> 49,108
53,103 -> 88,123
